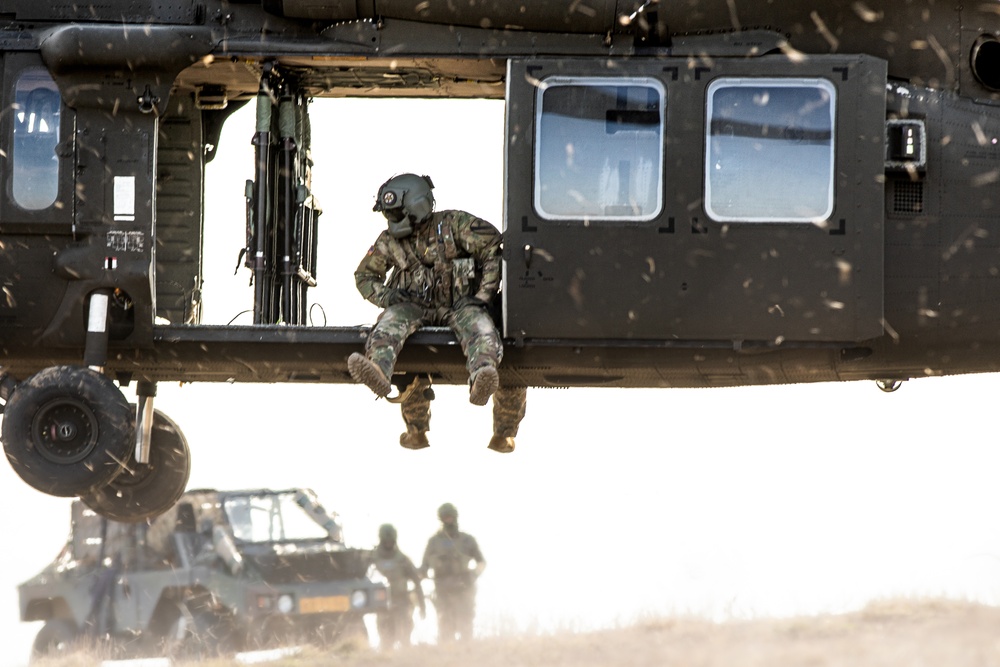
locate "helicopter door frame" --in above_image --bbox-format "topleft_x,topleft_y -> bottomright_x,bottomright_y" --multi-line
503,55 -> 887,346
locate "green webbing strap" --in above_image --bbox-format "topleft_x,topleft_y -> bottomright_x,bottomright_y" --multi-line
279,98 -> 296,140
255,90 -> 272,132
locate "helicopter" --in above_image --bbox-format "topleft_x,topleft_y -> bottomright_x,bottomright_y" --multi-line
2,0 -> 1000,521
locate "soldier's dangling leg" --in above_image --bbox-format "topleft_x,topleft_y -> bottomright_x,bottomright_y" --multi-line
398,375 -> 434,449
488,385 -> 526,453
447,304 -> 502,406
349,302 -> 428,397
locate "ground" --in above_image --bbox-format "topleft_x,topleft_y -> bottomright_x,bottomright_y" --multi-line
28,598 -> 1000,667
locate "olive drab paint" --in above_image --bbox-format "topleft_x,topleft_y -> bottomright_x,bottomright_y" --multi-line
6,0 -> 1000,516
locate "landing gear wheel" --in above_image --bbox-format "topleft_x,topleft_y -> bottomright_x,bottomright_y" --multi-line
82,409 -> 191,523
31,618 -> 79,659
2,365 -> 132,497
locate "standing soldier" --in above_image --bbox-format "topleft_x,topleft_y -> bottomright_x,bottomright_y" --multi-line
420,503 -> 485,642
371,524 -> 425,649
348,173 -> 526,452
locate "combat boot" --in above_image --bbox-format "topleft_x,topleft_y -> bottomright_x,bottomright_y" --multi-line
400,428 -> 430,450
468,365 -> 499,406
348,352 -> 391,397
487,435 -> 515,453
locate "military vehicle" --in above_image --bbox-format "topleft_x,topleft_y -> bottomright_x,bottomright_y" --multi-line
19,488 -> 387,660
4,0 -> 1000,518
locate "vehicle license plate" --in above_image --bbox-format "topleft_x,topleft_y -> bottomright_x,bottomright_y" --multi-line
299,595 -> 350,613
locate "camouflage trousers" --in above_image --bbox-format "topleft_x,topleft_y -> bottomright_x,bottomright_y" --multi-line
365,301 -> 503,379
376,605 -> 415,648
433,584 -> 476,642
400,375 -> 527,437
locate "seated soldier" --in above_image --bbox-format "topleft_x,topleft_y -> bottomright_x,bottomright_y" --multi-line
348,173 -> 525,452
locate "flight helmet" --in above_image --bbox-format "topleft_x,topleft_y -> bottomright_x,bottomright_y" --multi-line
373,173 -> 435,239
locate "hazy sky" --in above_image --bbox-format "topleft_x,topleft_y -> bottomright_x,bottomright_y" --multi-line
4,97 -> 1000,665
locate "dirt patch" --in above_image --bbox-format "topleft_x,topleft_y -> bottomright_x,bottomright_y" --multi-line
312,599 -> 1000,667
34,599 -> 1000,667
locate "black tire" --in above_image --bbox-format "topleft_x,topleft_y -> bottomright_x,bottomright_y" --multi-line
2,366 -> 132,497
82,408 -> 191,523
340,616 -> 370,645
31,618 -> 79,660
315,613 -> 370,648
164,601 -> 243,659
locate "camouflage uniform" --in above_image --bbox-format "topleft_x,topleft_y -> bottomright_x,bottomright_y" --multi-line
353,208 -> 526,451
372,538 -> 425,649
399,377 -> 527,446
420,522 -> 485,642
355,209 -> 503,377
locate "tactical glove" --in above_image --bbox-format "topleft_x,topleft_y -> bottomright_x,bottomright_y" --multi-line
381,288 -> 411,307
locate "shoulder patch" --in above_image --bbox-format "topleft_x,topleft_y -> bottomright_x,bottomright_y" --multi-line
366,245 -> 375,255
470,220 -> 497,234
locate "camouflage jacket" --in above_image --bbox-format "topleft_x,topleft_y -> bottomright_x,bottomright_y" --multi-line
355,210 -> 501,310
420,529 -> 485,589
372,546 -> 425,611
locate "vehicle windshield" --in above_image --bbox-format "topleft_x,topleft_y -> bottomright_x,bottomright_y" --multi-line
223,492 -> 331,543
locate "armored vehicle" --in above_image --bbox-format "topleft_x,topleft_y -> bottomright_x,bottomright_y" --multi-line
19,488 -> 387,660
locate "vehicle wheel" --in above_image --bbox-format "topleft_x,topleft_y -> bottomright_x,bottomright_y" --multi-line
340,616 -> 370,645
82,409 -> 190,522
317,614 -> 369,648
31,618 -> 79,659
165,601 -> 242,658
2,365 -> 132,497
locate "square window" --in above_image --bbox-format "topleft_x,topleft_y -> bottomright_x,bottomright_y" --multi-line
12,68 -> 61,211
534,77 -> 664,221
705,78 -> 835,223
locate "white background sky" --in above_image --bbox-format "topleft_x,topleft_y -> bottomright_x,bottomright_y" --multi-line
4,97 -> 1000,665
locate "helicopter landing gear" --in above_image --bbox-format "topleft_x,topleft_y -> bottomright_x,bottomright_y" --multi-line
2,366 -> 190,522
1,365 -> 133,497
82,407 -> 191,523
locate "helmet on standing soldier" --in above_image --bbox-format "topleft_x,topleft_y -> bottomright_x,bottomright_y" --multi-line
378,523 -> 397,547
437,503 -> 458,521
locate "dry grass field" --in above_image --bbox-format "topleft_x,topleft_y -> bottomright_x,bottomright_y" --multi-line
30,598 -> 1000,667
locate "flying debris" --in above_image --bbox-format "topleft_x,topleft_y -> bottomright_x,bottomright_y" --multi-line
1,1 -> 998,517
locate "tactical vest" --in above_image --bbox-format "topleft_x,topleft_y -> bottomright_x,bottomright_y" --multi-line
374,552 -> 415,607
426,532 -> 475,584
384,213 -> 481,308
